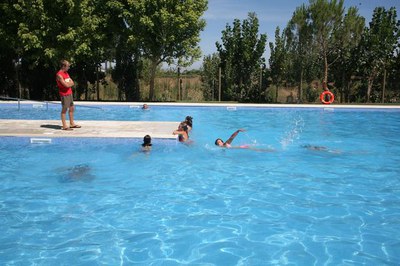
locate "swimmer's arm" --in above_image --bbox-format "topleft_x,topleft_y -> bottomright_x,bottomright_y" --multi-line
173,130 -> 184,135
225,129 -> 245,145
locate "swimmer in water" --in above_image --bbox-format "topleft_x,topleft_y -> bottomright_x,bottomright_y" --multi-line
142,135 -> 152,151
215,129 -> 274,152
59,164 -> 94,183
215,129 -> 245,148
302,144 -> 341,154
177,116 -> 193,132
184,116 -> 193,131
173,123 -> 190,142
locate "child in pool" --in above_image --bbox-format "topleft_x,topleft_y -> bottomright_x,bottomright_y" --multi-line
173,123 -> 190,142
142,135 -> 152,151
215,129 -> 274,152
215,129 -> 245,148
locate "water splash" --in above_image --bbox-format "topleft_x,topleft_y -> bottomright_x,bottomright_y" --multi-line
243,132 -> 258,145
279,116 -> 305,150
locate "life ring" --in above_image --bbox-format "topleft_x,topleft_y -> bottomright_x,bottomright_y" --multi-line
320,91 -> 334,104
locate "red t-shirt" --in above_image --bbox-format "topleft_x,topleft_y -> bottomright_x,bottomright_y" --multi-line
56,70 -> 73,97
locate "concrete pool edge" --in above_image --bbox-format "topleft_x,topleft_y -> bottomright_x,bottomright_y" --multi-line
2,100 -> 400,109
0,119 -> 180,139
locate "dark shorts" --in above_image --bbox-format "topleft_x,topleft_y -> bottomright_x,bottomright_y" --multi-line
61,94 -> 74,109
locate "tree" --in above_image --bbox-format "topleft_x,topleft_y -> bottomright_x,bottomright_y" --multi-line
1,0 -> 111,100
201,53 -> 220,101
358,7 -> 399,102
329,6 -> 365,102
126,0 -> 207,101
105,0 -> 142,101
286,4 -> 316,102
309,0 -> 345,84
216,12 -> 267,101
269,27 -> 289,102
0,0 -> 19,97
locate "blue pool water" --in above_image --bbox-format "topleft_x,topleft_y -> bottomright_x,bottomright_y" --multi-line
0,103 -> 400,265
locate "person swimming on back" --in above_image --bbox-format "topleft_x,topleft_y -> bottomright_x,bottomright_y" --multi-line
142,135 -> 152,151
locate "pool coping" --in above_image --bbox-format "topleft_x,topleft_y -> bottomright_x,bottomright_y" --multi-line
1,100 -> 400,109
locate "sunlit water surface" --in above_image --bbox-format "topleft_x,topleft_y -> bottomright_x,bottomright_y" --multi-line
0,103 -> 399,265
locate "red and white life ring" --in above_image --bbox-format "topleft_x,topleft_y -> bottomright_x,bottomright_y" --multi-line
320,91 -> 334,104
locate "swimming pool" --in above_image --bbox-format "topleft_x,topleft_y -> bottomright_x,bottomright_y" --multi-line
1,103 -> 399,265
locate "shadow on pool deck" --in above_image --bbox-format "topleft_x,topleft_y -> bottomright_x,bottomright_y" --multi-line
0,119 -> 179,139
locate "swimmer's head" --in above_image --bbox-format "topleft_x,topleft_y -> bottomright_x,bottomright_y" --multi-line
215,138 -> 224,146
179,122 -> 188,132
142,135 -> 152,146
185,116 -> 193,127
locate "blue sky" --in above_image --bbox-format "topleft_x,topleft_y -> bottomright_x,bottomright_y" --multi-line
190,0 -> 400,69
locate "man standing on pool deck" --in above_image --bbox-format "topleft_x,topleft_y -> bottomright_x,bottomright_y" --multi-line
56,60 -> 81,130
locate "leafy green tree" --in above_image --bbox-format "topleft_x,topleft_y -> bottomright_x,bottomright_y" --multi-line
0,0 -> 20,97
390,42 -> 400,101
72,0 -> 111,100
269,27 -> 289,102
1,0 -> 111,100
4,0 -> 80,99
216,12 -> 267,102
201,53 -> 220,101
358,7 -> 399,102
283,0 -> 364,102
105,0 -> 142,101
126,0 -> 207,101
329,6 -> 365,102
309,0 -> 345,84
286,4 -> 316,102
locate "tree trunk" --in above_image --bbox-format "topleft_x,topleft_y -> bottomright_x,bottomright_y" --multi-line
96,66 -> 100,101
345,81 -> 350,103
382,68 -> 386,103
341,73 -> 345,104
299,67 -> 303,103
149,59 -> 158,101
367,76 -> 373,103
323,52 -> 328,84
177,67 -> 180,101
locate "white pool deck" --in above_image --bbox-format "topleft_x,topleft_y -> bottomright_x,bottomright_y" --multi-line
0,120 -> 180,139
1,101 -> 399,139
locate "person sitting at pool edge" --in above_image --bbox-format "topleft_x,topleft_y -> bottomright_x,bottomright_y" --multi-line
215,129 -> 245,148
142,135 -> 152,151
173,123 -> 189,142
